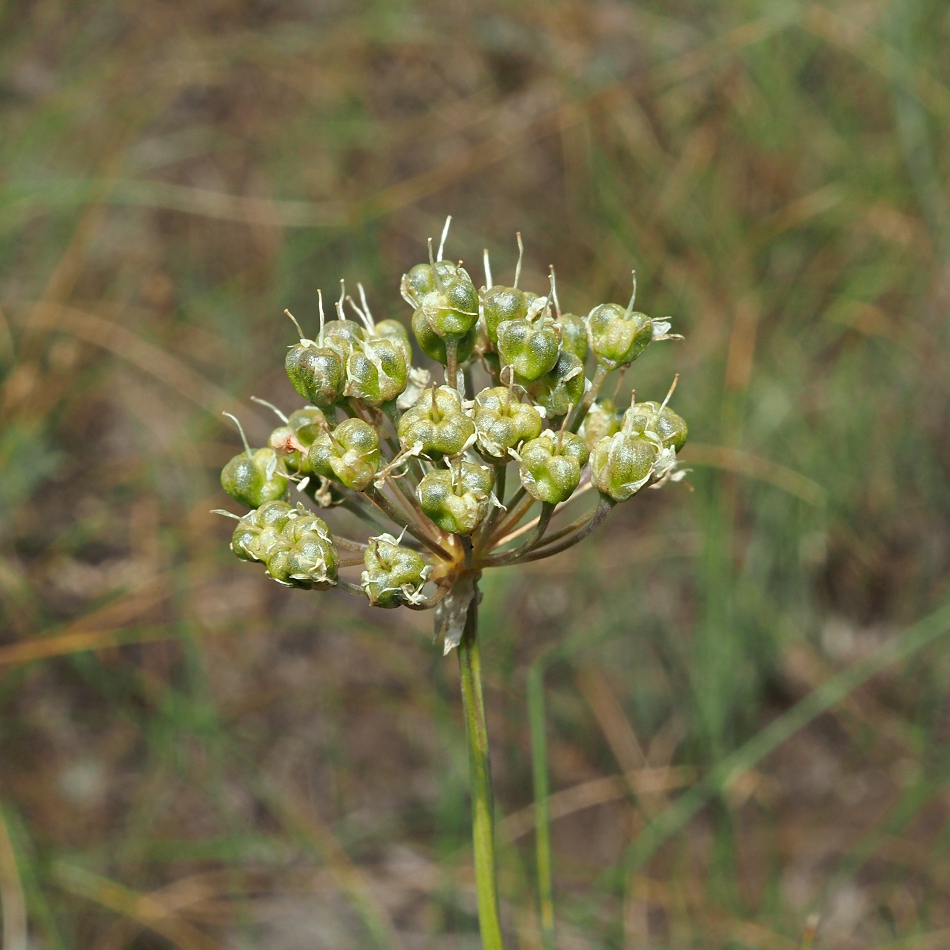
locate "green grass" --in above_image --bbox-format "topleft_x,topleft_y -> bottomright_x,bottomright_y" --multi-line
1,0 -> 949,946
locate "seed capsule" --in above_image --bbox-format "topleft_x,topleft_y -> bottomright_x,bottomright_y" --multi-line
411,264 -> 479,342
229,501 -> 339,589
269,513 -> 339,589
589,431 -> 658,502
472,385 -> 543,459
230,500 -> 287,561
308,418 -> 381,491
220,447 -> 288,510
580,399 -> 622,452
481,286 -> 536,344
556,313 -> 589,360
344,337 -> 409,406
516,429 -> 589,505
285,342 -> 345,408
417,461 -> 495,535
322,318 -> 367,358
588,301 -> 653,368
269,406 -> 328,473
400,260 -> 460,308
231,519 -> 264,561
621,400 -> 688,451
497,306 -> 560,382
528,350 -> 586,420
372,318 -> 413,365
411,309 -> 477,365
397,385 -> 476,458
361,533 -> 431,608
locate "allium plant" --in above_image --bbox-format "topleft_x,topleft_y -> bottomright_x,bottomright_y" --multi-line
216,219 -> 688,947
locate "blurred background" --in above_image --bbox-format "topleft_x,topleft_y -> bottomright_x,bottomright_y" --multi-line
1,0 -> 949,947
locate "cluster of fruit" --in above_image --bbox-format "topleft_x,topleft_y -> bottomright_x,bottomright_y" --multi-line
217,221 -> 687,647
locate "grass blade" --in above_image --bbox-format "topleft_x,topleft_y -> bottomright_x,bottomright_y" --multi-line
620,602 -> 950,876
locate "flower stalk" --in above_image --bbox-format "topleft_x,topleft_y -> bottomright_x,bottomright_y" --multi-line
216,220 -> 690,945
456,578 -> 504,949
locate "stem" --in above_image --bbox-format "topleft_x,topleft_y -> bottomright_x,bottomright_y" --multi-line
336,579 -> 367,596
458,588 -> 505,949
479,504 -> 553,567
522,502 -> 601,551
494,463 -> 507,508
334,537 -> 368,553
518,496 -> 615,563
339,497 -> 390,535
364,487 -> 452,561
405,586 -> 451,611
385,471 -> 432,529
381,399 -> 401,434
446,340 -> 459,393
488,487 -> 532,544
472,463 -> 507,557
569,364 -> 609,433
483,350 -> 502,387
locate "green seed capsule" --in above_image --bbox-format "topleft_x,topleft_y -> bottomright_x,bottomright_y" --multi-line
231,521 -> 262,561
308,418 -> 381,491
417,461 -> 495,535
412,265 -> 479,342
270,512 -> 339,589
621,400 -> 688,451
588,302 -> 653,368
269,406 -> 328,474
361,534 -> 431,608
373,318 -> 413,365
221,447 -> 288,510
285,342 -> 345,408
256,498 -> 296,529
345,338 -> 409,406
228,501 -> 338,589
481,286 -> 534,345
400,260 -> 459,308
528,350 -> 587,419
288,407 -> 327,445
472,386 -> 543,459
323,319 -> 367,358
556,313 -> 589,360
580,399 -> 622,452
253,524 -> 290,565
397,385 -> 476,458
589,431 -> 659,502
230,501 -> 288,561
516,429 -> 589,505
497,313 -> 560,382
411,309 -> 477,365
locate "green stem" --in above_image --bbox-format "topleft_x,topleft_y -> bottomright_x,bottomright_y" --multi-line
518,497 -> 615,564
488,488 -> 532,545
479,504 -> 553,567
473,463 -> 507,556
446,340 -> 459,393
568,364 -> 608,433
525,502 -> 600,551
458,587 -> 505,950
339,497 -> 389,534
364,487 -> 451,561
